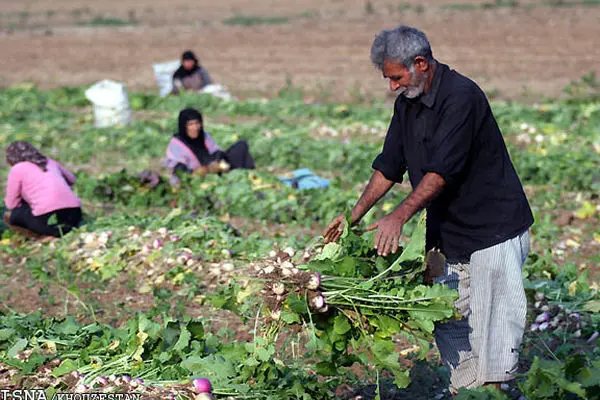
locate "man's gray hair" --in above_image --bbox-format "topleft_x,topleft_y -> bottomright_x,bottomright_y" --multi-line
370,25 -> 433,70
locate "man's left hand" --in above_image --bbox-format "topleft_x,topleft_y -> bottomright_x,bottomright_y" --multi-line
366,213 -> 405,256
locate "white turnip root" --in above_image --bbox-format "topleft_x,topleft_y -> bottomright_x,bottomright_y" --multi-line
307,273 -> 321,290
310,294 -> 325,310
261,266 -> 275,275
272,283 -> 286,295
221,263 -> 235,272
270,309 -> 281,321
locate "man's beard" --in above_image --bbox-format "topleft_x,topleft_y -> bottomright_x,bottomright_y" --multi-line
399,68 -> 428,99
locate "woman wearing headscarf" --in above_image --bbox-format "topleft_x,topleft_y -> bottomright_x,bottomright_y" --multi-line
3,141 -> 82,238
165,108 -> 255,184
171,50 -> 214,95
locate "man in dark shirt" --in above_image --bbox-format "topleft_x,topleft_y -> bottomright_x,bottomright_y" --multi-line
324,26 -> 534,392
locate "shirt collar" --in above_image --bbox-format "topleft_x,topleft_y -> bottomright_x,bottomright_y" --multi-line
420,61 -> 445,108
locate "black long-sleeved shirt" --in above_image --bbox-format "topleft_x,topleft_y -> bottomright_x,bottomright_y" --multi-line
372,62 -> 534,262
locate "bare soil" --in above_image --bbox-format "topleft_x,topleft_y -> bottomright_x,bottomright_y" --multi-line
1,0 -> 599,102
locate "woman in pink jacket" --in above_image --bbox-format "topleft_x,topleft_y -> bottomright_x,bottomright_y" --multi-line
165,108 -> 255,184
3,141 -> 82,238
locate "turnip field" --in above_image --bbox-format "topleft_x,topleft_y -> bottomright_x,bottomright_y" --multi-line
0,83 -> 599,400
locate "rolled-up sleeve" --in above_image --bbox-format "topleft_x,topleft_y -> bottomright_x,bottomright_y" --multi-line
372,109 -> 407,183
423,95 -> 475,186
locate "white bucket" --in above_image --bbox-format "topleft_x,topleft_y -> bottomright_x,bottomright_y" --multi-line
85,80 -> 132,128
152,60 -> 180,98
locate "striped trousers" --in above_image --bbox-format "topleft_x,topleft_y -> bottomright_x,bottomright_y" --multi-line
434,230 -> 530,391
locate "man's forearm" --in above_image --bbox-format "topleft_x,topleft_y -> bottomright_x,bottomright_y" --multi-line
351,170 -> 395,223
393,172 -> 445,223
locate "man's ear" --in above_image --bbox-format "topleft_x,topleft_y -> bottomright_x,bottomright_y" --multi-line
413,56 -> 430,73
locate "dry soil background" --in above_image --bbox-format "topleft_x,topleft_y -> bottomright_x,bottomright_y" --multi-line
1,0 -> 599,101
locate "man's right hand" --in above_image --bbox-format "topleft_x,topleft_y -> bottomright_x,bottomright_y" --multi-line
323,214 -> 347,243
323,170 -> 395,244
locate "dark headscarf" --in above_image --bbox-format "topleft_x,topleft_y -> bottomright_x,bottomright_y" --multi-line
173,51 -> 200,80
6,141 -> 48,171
176,108 -> 212,165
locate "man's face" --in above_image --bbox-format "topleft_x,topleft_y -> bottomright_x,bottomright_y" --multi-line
382,59 -> 428,99
182,59 -> 196,71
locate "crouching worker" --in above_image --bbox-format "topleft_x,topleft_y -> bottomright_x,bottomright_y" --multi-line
165,108 -> 255,184
3,141 -> 82,238
171,51 -> 213,95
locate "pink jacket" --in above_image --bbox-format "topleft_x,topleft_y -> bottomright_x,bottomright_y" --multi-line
4,159 -> 81,216
164,134 -> 221,173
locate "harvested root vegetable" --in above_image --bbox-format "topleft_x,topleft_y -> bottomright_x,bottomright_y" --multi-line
84,234 -> 95,245
222,216 -> 461,391
261,266 -> 275,275
192,378 -> 212,393
535,312 -> 550,323
130,378 -> 144,388
281,261 -> 295,270
177,254 -> 191,265
530,323 -> 540,332
270,309 -> 281,321
75,385 -> 89,392
221,249 -> 232,258
306,273 -> 321,290
534,292 -> 545,301
221,263 -> 235,272
272,283 -> 286,295
308,291 -> 325,311
95,376 -> 108,386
